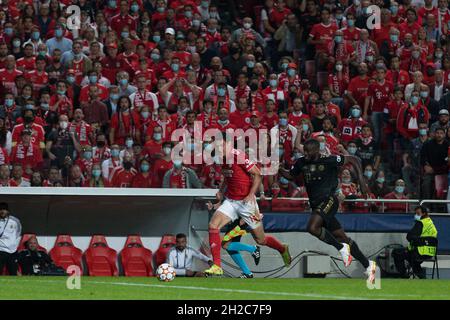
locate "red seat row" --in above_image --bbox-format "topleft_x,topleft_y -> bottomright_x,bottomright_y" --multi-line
2,233 -> 177,277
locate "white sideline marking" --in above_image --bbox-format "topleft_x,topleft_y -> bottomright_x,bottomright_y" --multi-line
0,278 -> 446,300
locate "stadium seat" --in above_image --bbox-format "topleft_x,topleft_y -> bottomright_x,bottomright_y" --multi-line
155,234 -> 176,267
84,235 -> 118,276
120,235 -> 153,277
18,233 -> 47,252
434,175 -> 448,199
49,235 -> 83,272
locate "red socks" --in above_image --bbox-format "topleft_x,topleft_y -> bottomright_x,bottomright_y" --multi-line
264,235 -> 285,253
209,228 -> 221,266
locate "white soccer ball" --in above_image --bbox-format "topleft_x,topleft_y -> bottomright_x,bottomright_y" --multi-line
156,263 -> 176,282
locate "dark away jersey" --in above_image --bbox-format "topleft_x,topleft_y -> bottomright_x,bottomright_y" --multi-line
290,155 -> 344,207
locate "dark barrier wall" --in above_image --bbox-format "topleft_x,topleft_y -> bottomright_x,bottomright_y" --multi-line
263,213 -> 450,253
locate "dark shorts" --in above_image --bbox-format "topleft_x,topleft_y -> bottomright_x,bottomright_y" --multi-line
311,195 -> 342,232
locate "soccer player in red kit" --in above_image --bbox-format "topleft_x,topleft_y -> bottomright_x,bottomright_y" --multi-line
204,137 -> 292,276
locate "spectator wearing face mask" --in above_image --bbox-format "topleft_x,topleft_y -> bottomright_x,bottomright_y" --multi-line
370,170 -> 391,198
10,129 -> 43,171
338,105 -> 367,145
151,141 -> 175,187
396,90 -> 430,142
75,145 -> 94,179
131,159 -> 154,188
84,163 -> 109,187
311,117 -> 340,154
162,157 -> 202,188
92,133 -> 111,163
102,144 -> 122,181
354,124 -> 380,170
383,179 -> 409,213
11,109 -> 45,151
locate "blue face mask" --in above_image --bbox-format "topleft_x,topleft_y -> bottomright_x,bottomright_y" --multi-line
141,111 -> 150,119
287,69 -> 296,77
110,93 -> 119,100
111,149 -> 120,157
390,6 -> 398,14
55,29 -> 63,38
131,4 -> 139,12
153,133 -> 162,141
67,76 -> 75,84
390,34 -> 398,42
40,103 -> 49,110
279,118 -> 288,126
57,90 -> 66,95
348,146 -> 357,155
157,7 -> 165,13
192,20 -> 201,27
395,186 -> 405,193
185,11 -> 192,18
121,32 -> 129,39
335,36 -> 343,43
364,170 -> 373,178
141,164 -> 150,172
376,177 -> 385,184
126,140 -> 134,148
4,27 -> 13,36
92,169 -> 102,178
201,0 -> 209,8
151,53 -> 160,61
281,63 -> 288,70
419,129 -> 427,136
302,124 -> 309,132
32,31 -> 40,40
347,20 -> 354,27
153,35 -> 161,43
319,142 -> 326,151
279,177 -> 289,185
89,75 -> 98,84
5,99 -> 14,107
171,64 -> 179,72
270,79 -> 278,87
420,91 -> 428,99
109,0 -> 117,8
411,96 -> 419,105
217,88 -> 226,97
414,214 -> 421,221
25,104 -> 34,110
246,61 -> 255,68
173,159 -> 183,168
351,108 -> 361,118
119,79 -> 128,86
84,151 -> 93,160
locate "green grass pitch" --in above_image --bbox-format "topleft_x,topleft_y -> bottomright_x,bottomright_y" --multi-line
0,276 -> 449,300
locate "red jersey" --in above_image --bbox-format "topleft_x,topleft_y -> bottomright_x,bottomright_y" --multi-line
111,167 -> 137,188
79,84 -> 109,104
110,14 -> 137,33
172,51 -> 192,68
0,147 -> 10,165
338,117 -> 368,142
16,57 -> 36,72
49,94 -> 73,116
383,192 -> 409,213
262,113 -> 279,130
11,123 -> 45,149
110,112 -> 142,145
347,76 -> 369,107
151,158 -> 173,187
386,70 -> 410,90
146,118 -> 176,142
288,111 -> 310,127
309,23 -> 338,52
311,131 -> 340,154
341,26 -> 361,42
25,70 -> 48,95
10,142 -> 43,170
222,149 -> 256,200
367,80 -> 394,113
328,73 -> 350,96
131,173 -> 154,188
200,164 -> 223,189
0,68 -> 23,94
229,111 -> 251,129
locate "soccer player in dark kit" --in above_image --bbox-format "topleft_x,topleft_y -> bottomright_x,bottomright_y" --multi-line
280,139 -> 377,283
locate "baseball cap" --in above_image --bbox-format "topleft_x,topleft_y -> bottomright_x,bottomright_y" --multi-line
439,109 -> 449,116
165,28 -> 175,35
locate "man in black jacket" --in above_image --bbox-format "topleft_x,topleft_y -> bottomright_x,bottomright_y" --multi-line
18,236 -> 55,275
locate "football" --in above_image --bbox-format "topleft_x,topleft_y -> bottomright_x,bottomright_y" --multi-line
156,263 -> 176,282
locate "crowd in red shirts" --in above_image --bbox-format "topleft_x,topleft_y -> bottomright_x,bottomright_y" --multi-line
0,0 -> 449,212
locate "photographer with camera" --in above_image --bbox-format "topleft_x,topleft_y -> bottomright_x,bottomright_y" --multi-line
0,202 -> 21,275
18,236 -> 64,276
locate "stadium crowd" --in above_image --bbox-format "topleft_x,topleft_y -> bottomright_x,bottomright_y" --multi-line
0,0 -> 449,212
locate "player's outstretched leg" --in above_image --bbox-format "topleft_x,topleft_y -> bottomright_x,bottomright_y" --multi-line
333,229 -> 377,283
250,225 -> 292,267
205,211 -> 232,276
306,213 -> 352,267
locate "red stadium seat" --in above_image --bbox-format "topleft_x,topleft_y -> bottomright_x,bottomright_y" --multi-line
120,235 -> 153,277
271,198 -> 308,212
18,233 -> 47,252
435,175 -> 448,199
84,235 -> 118,276
49,235 -> 83,272
155,234 -> 176,267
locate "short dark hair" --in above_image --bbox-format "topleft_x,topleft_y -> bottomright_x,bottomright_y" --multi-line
176,233 -> 187,239
0,202 -> 9,211
415,205 -> 429,215
304,139 -> 320,152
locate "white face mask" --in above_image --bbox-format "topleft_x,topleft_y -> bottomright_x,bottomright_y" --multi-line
243,23 -> 252,30
59,121 -> 68,130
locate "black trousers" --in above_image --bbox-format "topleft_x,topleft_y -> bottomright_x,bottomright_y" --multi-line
392,247 -> 427,279
0,251 -> 19,275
